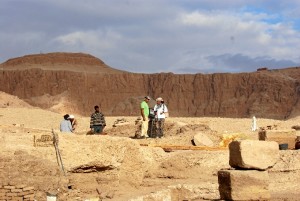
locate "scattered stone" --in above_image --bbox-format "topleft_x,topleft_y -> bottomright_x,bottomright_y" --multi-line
291,125 -> 300,130
218,169 -> 270,201
193,132 -> 214,147
229,140 -> 279,170
113,118 -> 129,127
106,191 -> 115,199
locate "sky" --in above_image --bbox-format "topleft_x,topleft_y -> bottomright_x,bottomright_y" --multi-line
1,0 -> 300,74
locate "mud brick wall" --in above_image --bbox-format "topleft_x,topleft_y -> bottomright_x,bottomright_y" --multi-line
0,184 -> 35,201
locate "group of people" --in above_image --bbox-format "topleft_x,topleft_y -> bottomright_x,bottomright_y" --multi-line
59,97 -> 168,138
60,105 -> 106,134
139,96 -> 169,139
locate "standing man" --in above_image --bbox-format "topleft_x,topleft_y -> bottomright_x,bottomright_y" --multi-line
90,105 -> 106,134
154,97 -> 168,138
140,96 -> 150,138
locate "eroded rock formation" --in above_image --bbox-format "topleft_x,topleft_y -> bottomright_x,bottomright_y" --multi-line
1,52 -> 300,119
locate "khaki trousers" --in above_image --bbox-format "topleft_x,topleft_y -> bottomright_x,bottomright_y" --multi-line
141,116 -> 149,137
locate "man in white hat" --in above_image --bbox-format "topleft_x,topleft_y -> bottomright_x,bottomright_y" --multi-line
154,97 -> 168,138
68,114 -> 78,132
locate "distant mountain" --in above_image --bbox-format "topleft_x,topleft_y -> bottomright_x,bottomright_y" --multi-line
1,52 -> 126,73
1,52 -> 300,119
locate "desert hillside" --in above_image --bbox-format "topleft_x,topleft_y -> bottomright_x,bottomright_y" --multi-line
1,52 -> 300,119
0,74 -> 300,201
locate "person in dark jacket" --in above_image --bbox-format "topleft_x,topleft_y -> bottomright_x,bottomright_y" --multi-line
90,105 -> 106,134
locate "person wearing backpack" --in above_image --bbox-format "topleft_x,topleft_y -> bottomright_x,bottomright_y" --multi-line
154,97 -> 168,138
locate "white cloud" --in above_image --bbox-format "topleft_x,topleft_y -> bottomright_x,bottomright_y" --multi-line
54,30 -> 122,50
1,1 -> 300,73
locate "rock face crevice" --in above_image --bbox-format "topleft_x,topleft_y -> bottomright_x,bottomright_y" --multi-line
1,52 -> 300,119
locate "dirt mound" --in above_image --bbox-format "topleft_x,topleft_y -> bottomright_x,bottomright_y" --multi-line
1,107 -> 300,200
1,52 -> 126,73
0,91 -> 32,108
107,118 -> 221,146
25,91 -> 78,114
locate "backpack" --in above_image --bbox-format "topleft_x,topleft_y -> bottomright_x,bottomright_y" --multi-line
148,108 -> 155,119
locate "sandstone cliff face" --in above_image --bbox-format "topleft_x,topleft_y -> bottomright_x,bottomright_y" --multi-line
0,53 -> 299,119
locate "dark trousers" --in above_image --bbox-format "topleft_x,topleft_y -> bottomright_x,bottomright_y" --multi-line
147,119 -> 156,138
93,125 -> 104,134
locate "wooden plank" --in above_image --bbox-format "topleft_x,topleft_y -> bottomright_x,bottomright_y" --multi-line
140,144 -> 228,151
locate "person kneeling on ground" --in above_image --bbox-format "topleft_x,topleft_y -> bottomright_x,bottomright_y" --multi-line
90,105 -> 106,134
68,114 -> 78,132
60,114 -> 73,133
154,97 -> 168,138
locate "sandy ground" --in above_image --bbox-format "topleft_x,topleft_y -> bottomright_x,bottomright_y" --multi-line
1,107 -> 300,200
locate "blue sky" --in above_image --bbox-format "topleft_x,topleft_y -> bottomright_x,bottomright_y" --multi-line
1,0 -> 300,73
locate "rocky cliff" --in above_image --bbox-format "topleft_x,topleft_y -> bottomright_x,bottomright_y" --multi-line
1,52 -> 300,119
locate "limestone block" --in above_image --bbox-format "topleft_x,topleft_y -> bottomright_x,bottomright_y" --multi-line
229,140 -> 279,170
258,129 -> 296,149
218,169 -> 270,201
193,132 -> 214,147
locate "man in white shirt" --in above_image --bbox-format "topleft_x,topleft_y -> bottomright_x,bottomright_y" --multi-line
154,97 -> 168,138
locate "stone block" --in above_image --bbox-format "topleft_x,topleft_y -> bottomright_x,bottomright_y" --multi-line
229,140 -> 279,170
22,187 -> 34,191
21,190 -> 34,196
6,192 -> 18,197
11,197 -> 23,201
15,185 -> 26,189
259,129 -> 296,149
24,193 -> 34,198
193,132 -> 214,146
10,189 -> 22,193
3,186 -> 15,190
0,189 -> 9,193
218,169 -> 270,201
